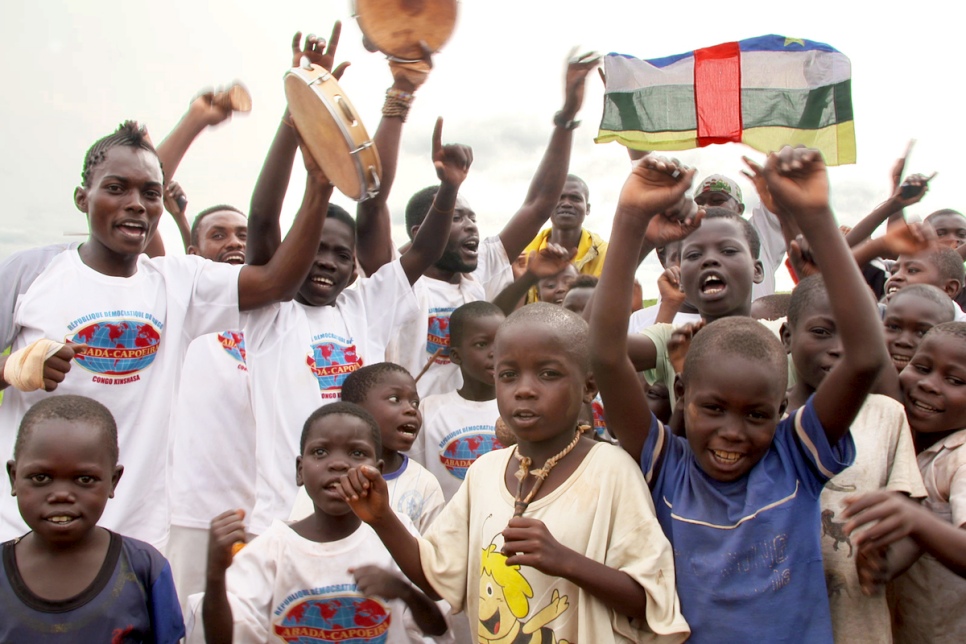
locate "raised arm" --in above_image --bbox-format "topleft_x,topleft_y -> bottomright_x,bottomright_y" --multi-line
236,139 -> 333,310
399,118 -> 473,284
764,147 -> 886,443
497,53 -> 599,259
491,244 -> 573,315
356,48 -> 433,275
247,28 -> 346,266
202,510 -> 248,644
590,157 -> 702,461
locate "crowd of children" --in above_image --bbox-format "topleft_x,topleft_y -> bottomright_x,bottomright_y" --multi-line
2,17 -> 966,644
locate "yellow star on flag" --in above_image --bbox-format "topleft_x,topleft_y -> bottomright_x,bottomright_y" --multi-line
784,37 -> 806,47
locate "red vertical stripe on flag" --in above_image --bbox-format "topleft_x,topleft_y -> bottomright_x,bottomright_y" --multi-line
694,41 -> 742,146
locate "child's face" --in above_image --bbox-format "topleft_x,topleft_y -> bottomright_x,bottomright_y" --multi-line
645,380 -> 673,425
297,217 -> 357,307
785,296 -> 840,391
537,264 -> 578,305
884,293 -> 952,372
297,414 -> 381,516
6,419 -> 122,546
899,334 -> 966,435
494,324 -> 594,446
74,146 -> 164,261
927,213 -> 966,249
680,219 -> 763,319
451,314 -> 503,386
362,371 -> 421,454
886,255 -> 945,299
678,354 -> 786,482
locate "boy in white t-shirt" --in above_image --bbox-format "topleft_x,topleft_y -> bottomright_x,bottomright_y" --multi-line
242,109 -> 473,534
291,363 -> 444,533
0,116 -> 334,548
411,301 -> 505,501
191,402 -> 447,643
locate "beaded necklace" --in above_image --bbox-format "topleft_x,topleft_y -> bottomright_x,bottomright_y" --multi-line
510,424 -> 590,517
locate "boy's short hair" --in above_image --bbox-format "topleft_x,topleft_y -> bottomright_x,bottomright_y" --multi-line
570,275 -> 599,290
16,395 -> 119,464
787,275 -> 828,328
299,401 -> 382,455
923,320 -> 966,344
82,121 -> 159,188
190,205 -> 245,246
751,293 -> 792,321
703,207 -> 761,259
920,247 -> 966,287
891,284 -> 957,319
325,203 -> 356,236
450,301 -> 504,347
405,186 -> 440,237
341,362 -> 412,405
499,302 -> 590,370
924,208 -> 965,224
683,317 -> 787,390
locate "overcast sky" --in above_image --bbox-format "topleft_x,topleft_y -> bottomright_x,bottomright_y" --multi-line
3,0 -> 961,296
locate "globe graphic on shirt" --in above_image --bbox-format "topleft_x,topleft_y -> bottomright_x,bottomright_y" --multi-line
306,341 -> 361,393
70,319 -> 161,376
275,595 -> 390,643
441,431 -> 503,479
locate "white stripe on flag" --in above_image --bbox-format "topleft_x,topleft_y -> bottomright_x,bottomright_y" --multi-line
740,50 -> 851,90
604,55 -> 695,93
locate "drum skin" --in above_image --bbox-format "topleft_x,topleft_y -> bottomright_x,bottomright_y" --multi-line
354,0 -> 458,60
284,65 -> 381,201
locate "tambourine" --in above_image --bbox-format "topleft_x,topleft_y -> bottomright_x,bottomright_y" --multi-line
284,63 -> 381,201
353,0 -> 458,60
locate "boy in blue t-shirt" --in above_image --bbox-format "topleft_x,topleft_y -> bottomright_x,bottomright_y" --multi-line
590,148 -> 886,642
2,395 -> 183,642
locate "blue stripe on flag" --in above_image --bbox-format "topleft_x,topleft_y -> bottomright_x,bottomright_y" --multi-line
643,51 -> 694,68
739,34 -> 839,53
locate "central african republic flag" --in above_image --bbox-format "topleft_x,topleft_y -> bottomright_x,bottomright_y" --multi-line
596,35 -> 856,165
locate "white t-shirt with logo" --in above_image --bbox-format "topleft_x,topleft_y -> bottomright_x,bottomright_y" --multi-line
409,390 -> 501,501
184,518 -> 426,643
169,331 -> 255,531
0,248 -> 242,547
385,236 -> 512,398
242,260 -> 418,535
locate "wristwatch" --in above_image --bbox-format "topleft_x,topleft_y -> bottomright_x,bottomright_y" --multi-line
553,111 -> 580,130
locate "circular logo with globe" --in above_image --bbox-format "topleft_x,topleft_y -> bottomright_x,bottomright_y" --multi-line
70,319 -> 161,376
273,595 -> 390,643
440,430 -> 503,479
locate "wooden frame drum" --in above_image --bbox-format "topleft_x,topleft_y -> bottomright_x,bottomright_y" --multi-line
284,64 -> 381,201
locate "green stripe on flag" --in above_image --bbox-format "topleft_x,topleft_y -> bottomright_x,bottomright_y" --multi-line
600,86 -> 697,133
742,80 -> 853,129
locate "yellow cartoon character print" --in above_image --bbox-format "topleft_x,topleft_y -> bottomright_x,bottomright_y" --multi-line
478,544 -> 570,644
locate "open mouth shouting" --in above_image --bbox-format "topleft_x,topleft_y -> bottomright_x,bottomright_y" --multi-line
700,272 -> 727,298
116,219 -> 148,241
461,237 -> 480,259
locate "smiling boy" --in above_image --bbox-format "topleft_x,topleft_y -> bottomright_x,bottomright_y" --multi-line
591,149 -> 885,642
3,395 -> 183,642
0,118 -> 331,548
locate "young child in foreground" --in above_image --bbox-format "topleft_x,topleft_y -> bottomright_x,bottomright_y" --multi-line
193,402 -> 446,643
340,304 -> 689,642
843,321 -> 966,643
781,275 -> 926,641
290,363 -> 444,532
411,301 -> 505,502
2,395 -> 183,642
590,148 -> 886,643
